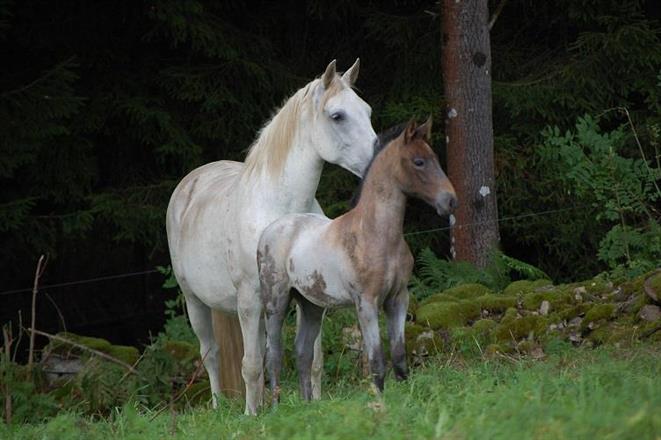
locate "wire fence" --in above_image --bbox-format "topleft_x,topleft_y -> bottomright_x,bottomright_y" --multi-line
0,203 -> 593,298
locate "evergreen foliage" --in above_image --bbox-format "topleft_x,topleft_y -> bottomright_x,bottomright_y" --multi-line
1,0 -> 660,329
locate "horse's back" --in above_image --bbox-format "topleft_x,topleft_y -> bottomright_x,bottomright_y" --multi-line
167,160 -> 242,235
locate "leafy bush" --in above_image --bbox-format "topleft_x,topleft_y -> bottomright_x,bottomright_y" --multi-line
538,114 -> 660,278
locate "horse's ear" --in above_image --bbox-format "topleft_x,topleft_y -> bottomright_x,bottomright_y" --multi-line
341,58 -> 360,86
321,59 -> 337,89
415,115 -> 432,142
403,118 -> 417,144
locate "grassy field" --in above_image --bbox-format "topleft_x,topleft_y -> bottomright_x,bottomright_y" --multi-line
3,343 -> 659,440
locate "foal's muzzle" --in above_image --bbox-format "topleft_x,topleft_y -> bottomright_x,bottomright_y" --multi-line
435,192 -> 458,216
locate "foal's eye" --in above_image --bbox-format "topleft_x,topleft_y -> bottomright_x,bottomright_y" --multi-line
330,112 -> 345,122
413,158 -> 425,168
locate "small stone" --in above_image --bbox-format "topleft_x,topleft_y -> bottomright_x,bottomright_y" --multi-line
639,304 -> 661,322
574,286 -> 586,302
568,316 -> 583,327
549,323 -> 558,331
539,300 -> 550,316
568,332 -> 582,343
530,347 -> 545,359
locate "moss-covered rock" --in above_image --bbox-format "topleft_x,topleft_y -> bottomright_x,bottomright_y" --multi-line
501,307 -> 520,324
502,279 -> 552,297
106,345 -> 140,365
416,300 -> 482,329
471,319 -> 498,344
522,288 -> 573,311
476,295 -> 517,313
421,283 -> 492,306
581,304 -> 615,330
494,315 -> 548,342
587,322 -> 639,346
419,293 -> 458,306
45,332 -> 138,364
405,323 -> 443,356
548,303 -> 592,323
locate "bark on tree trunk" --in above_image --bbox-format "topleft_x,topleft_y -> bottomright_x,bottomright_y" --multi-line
441,0 -> 500,268
212,311 -> 245,398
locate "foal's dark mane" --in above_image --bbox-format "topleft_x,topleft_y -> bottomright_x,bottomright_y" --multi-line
350,123 -> 406,207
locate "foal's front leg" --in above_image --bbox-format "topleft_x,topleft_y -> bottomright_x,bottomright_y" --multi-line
384,288 -> 409,381
263,286 -> 291,407
354,296 -> 386,391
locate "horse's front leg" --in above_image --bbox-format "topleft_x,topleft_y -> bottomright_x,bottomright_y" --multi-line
237,285 -> 265,416
354,296 -> 386,392
384,288 -> 409,381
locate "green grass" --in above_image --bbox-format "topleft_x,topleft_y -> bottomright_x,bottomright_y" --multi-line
3,345 -> 659,439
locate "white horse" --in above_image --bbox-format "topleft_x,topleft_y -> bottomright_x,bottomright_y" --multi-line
166,59 -> 377,415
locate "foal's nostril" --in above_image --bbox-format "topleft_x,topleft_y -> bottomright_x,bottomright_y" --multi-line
448,195 -> 458,211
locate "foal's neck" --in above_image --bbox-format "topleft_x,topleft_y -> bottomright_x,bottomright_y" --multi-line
352,149 -> 407,246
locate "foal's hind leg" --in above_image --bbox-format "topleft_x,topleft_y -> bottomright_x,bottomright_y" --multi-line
294,295 -> 324,401
183,293 -> 222,407
384,288 -> 410,381
296,304 -> 325,400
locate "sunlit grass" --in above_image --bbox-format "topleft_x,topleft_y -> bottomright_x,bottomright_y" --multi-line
4,344 -> 659,439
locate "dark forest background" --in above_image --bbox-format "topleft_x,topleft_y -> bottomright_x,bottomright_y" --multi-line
1,0 -> 660,347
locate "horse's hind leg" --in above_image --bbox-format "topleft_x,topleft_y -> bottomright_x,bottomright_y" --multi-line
294,295 -> 324,401
384,288 -> 410,381
183,293 -> 222,407
296,304 -> 325,400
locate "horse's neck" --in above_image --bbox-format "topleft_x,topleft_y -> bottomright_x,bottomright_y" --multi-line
351,159 -> 407,248
247,135 -> 323,214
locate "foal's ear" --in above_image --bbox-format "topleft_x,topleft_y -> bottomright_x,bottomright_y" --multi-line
321,59 -> 337,89
341,58 -> 360,86
403,118 -> 418,144
415,115 -> 433,142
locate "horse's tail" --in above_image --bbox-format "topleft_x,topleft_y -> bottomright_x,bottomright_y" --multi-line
213,310 -> 246,398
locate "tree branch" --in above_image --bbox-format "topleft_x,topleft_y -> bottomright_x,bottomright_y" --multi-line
489,0 -> 509,31
27,328 -> 138,375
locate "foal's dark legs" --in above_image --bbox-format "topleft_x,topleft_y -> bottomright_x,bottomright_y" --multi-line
264,287 -> 292,407
384,289 -> 409,381
293,294 -> 325,401
354,297 -> 386,391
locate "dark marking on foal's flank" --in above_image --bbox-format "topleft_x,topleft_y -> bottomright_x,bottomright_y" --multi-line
472,51 -> 487,67
300,270 -> 327,300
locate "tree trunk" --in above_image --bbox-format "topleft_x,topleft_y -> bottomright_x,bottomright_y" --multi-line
212,311 -> 245,398
441,0 -> 500,268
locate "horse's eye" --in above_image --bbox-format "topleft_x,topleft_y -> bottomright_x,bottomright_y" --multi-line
413,158 -> 425,168
330,112 -> 345,122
